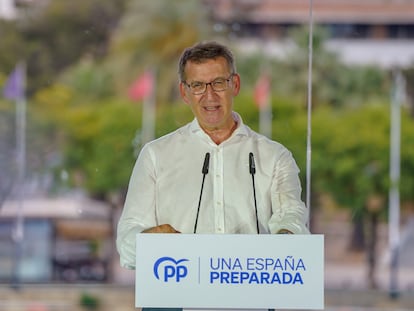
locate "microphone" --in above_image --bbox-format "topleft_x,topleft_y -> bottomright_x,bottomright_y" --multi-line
249,152 -> 259,234
202,152 -> 210,174
249,151 -> 256,174
194,152 -> 210,233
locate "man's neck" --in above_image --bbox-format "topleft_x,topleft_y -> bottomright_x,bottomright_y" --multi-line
203,119 -> 238,145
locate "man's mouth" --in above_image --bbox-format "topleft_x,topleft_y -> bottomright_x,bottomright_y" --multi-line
204,106 -> 219,111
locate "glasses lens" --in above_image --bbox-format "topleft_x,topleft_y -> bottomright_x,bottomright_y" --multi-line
188,82 -> 204,94
211,79 -> 227,91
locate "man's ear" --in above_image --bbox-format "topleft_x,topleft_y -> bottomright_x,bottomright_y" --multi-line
179,82 -> 190,105
232,73 -> 241,96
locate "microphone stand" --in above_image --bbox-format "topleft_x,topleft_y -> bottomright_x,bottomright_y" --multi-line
249,152 -> 260,234
194,153 -> 210,233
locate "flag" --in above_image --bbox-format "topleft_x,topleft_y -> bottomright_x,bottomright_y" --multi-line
128,70 -> 154,101
254,73 -> 271,109
3,64 -> 25,101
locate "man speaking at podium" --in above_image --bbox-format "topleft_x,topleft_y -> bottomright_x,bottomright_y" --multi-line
117,41 -> 310,309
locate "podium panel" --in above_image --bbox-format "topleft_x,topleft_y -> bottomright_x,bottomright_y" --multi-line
136,234 -> 324,310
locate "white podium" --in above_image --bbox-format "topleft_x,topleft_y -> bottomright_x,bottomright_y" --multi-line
135,234 -> 324,310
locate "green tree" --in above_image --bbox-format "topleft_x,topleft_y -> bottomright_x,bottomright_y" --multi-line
268,26 -> 389,108
0,0 -> 127,95
33,79 -> 141,198
403,66 -> 414,117
21,0 -> 218,203
0,20 -> 26,71
107,0 -> 213,106
0,100 -> 16,206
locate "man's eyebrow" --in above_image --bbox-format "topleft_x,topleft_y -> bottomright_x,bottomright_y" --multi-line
190,76 -> 227,83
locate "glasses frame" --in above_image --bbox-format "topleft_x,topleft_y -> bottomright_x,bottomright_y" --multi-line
183,73 -> 235,95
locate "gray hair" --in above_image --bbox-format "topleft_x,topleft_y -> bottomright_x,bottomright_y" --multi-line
178,41 -> 236,82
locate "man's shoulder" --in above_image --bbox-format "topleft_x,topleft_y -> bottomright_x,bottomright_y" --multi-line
146,123 -> 192,147
243,125 -> 289,151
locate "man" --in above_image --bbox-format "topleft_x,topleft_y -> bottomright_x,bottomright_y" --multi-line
117,41 -> 309,270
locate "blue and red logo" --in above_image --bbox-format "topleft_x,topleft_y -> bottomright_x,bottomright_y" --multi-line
153,257 -> 189,282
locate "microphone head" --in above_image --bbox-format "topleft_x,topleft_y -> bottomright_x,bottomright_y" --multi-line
202,152 -> 210,174
249,152 -> 256,174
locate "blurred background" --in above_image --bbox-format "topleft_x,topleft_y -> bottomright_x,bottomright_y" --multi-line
0,0 -> 414,310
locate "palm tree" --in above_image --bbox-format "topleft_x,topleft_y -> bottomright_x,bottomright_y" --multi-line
107,0 -> 214,106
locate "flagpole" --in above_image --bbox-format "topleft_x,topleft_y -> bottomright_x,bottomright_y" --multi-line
259,97 -> 272,138
306,0 -> 314,227
141,69 -> 156,144
388,69 -> 403,299
12,61 -> 26,289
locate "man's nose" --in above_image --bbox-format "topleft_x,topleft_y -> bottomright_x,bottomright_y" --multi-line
205,83 -> 216,96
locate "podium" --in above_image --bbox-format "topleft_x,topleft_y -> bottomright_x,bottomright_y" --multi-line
136,234 -> 324,310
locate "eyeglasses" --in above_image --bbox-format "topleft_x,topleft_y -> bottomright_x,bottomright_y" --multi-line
183,74 -> 234,95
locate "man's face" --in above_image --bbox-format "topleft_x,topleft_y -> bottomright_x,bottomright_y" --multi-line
179,57 -> 240,132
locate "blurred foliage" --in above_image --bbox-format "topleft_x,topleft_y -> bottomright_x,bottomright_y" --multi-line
107,0 -> 215,106
156,101 -> 194,138
79,292 -> 100,310
311,105 -> 390,209
60,57 -> 115,101
0,0 -> 127,95
0,100 -> 15,205
236,28 -> 390,123
0,0 -> 413,231
34,83 -> 141,197
403,66 -> 414,117
0,20 -> 26,70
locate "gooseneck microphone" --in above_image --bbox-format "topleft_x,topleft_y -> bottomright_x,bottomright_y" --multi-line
249,152 -> 260,234
194,152 -> 210,233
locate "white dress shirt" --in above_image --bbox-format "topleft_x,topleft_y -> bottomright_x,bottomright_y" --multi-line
117,112 -> 310,269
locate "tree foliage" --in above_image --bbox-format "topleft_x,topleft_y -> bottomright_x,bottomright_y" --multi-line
0,100 -> 16,205
0,20 -> 26,71
107,0 -> 214,105
0,0 -> 126,95
252,26 -> 390,108
2,1 -> 414,222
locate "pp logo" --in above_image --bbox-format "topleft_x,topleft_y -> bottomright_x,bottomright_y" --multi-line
153,257 -> 189,282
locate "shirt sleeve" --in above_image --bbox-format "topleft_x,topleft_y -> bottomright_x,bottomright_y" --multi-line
268,148 -> 310,234
116,145 -> 157,269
